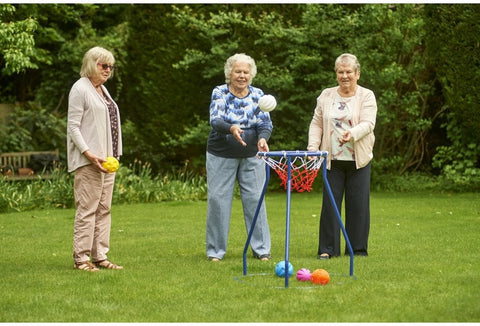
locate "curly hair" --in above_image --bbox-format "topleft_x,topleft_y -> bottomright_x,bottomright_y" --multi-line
224,53 -> 257,84
334,53 -> 360,73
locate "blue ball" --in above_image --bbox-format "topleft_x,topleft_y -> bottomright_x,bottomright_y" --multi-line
275,260 -> 294,277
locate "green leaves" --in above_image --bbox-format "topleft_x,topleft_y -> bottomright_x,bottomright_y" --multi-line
0,4 -> 478,184
170,4 -> 442,174
0,4 -> 38,75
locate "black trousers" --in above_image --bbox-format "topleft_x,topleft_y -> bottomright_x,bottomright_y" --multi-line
318,160 -> 371,257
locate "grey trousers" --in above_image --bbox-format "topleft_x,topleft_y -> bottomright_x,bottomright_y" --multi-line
206,152 -> 271,260
73,164 -> 115,263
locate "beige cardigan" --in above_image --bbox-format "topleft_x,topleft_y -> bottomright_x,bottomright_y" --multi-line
67,77 -> 122,173
307,85 -> 377,169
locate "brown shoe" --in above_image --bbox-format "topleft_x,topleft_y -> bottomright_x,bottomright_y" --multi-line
254,254 -> 271,261
74,261 -> 100,272
318,253 -> 331,260
94,259 -> 123,270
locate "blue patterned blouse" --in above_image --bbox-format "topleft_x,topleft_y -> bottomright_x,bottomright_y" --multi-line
207,84 -> 273,158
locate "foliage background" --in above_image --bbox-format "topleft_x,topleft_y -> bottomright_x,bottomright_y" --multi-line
1,3 -> 479,189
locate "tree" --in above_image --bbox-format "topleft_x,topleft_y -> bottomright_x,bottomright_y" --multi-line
170,4 -> 341,153
425,4 -> 480,184
2,3 -> 478,187
0,4 -> 129,156
170,4 -> 439,175
121,4 -> 232,172
0,4 -> 38,103
0,4 -> 38,76
346,4 -> 440,174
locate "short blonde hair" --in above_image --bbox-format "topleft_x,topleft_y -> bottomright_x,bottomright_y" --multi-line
334,53 -> 360,73
80,46 -> 115,78
224,53 -> 257,84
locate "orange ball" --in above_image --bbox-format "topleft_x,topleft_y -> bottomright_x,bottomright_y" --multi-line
311,269 -> 330,285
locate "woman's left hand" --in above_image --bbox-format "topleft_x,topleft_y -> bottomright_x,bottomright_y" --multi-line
257,138 -> 269,152
84,150 -> 109,173
339,130 -> 353,144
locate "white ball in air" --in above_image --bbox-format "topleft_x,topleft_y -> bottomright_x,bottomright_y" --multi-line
258,94 -> 277,112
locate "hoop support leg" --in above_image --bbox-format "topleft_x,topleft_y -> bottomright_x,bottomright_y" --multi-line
284,156 -> 292,287
243,162 -> 270,275
322,161 -> 354,276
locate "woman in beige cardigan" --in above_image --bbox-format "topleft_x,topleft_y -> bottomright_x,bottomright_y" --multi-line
67,46 -> 123,271
308,53 -> 377,259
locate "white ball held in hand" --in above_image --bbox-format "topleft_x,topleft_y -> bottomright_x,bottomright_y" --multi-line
258,94 -> 277,112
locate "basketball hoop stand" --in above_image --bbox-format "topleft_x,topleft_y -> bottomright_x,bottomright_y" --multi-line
242,151 -> 354,288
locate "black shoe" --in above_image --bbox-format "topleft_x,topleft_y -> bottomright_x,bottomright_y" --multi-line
317,253 -> 330,260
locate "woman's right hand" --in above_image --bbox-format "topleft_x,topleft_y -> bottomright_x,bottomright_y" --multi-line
230,125 -> 247,147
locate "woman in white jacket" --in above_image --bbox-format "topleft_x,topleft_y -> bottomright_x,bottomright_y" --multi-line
67,46 -> 123,271
308,53 -> 377,259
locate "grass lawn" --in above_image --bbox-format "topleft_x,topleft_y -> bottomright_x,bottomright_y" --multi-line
0,191 -> 479,322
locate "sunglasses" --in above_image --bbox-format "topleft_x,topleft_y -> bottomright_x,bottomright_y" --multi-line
97,62 -> 115,70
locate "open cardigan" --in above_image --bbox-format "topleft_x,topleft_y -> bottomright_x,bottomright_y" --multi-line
307,85 -> 377,169
67,77 -> 122,173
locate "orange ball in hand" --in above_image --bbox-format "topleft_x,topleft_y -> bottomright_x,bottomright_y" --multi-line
311,269 -> 330,285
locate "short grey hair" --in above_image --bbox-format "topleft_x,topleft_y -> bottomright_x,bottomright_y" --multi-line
80,46 -> 115,78
224,53 -> 257,84
334,53 -> 360,73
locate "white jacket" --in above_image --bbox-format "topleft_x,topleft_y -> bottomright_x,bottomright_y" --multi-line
67,77 -> 122,172
307,85 -> 377,169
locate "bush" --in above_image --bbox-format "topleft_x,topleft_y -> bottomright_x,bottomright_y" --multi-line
0,159 -> 207,213
1,157 -> 476,214
0,166 -> 73,213
372,172 -> 480,193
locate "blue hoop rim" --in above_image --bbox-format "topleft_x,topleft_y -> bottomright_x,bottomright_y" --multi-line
257,150 -> 328,157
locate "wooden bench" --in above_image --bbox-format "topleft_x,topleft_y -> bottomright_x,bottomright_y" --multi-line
0,149 -> 60,180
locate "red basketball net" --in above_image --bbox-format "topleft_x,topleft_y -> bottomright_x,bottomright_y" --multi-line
263,155 -> 324,192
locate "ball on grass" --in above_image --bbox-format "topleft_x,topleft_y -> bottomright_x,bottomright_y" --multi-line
102,156 -> 119,173
275,260 -> 293,278
311,268 -> 330,285
296,268 -> 312,282
258,94 -> 277,112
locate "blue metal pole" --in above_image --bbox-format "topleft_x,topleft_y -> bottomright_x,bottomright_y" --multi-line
284,155 -> 292,288
322,160 -> 354,276
243,160 -> 270,276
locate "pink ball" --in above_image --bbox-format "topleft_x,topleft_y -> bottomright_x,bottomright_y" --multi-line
296,268 -> 312,282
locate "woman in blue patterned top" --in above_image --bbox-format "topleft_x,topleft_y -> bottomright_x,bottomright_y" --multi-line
206,53 -> 273,262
